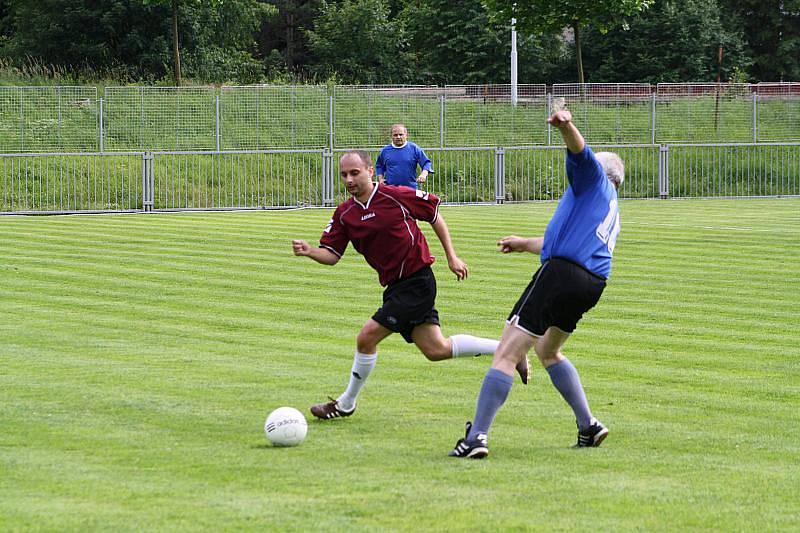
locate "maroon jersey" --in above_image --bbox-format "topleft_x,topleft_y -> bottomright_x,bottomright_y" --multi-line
320,184 -> 441,286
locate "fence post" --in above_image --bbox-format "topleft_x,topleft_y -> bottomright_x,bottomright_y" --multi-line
494,148 -> 505,204
328,94 -> 335,151
546,93 -> 552,145
142,152 -> 154,212
651,92 -> 657,145
322,149 -> 334,207
658,145 -> 669,199
752,92 -> 758,143
439,93 -> 445,148
99,98 -> 104,153
215,95 -> 221,151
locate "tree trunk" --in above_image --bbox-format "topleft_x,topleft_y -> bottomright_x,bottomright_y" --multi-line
286,13 -> 295,70
573,21 -> 584,85
172,0 -> 182,86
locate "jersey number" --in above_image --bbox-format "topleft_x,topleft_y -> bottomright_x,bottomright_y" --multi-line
595,200 -> 620,253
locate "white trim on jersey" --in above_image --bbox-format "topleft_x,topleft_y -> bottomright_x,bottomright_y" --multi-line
355,182 -> 380,210
376,189 -> 415,246
320,244 -> 342,258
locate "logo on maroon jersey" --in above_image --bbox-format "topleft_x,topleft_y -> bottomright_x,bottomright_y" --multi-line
361,212 -> 376,221
415,189 -> 430,201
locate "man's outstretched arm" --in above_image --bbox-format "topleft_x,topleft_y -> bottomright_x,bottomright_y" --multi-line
548,110 -> 585,154
291,239 -> 340,265
497,235 -> 544,255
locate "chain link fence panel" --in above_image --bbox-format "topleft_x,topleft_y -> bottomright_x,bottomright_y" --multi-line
443,85 -> 548,147
0,87 -> 98,152
103,87 -> 217,151
220,86 -> 329,150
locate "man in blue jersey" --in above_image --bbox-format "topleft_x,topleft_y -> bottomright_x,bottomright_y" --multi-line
376,124 -> 433,189
449,109 -> 624,458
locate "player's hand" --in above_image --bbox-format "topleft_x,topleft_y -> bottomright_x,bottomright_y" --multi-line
497,235 -> 528,253
547,110 -> 573,129
292,239 -> 311,256
378,175 -> 385,184
417,173 -> 427,184
448,256 -> 468,281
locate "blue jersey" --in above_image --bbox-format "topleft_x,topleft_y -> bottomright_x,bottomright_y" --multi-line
375,141 -> 433,189
541,146 -> 620,279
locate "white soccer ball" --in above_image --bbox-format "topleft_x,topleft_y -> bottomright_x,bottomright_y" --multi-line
264,407 -> 308,447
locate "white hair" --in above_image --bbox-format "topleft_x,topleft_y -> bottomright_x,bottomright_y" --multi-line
595,152 -> 624,188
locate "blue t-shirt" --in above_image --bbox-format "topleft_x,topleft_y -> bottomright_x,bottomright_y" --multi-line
375,141 -> 433,189
541,145 -> 620,279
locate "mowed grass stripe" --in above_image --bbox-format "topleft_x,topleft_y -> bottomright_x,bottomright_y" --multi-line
1,198 -> 799,531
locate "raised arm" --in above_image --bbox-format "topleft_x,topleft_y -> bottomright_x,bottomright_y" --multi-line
292,239 -> 340,265
497,235 -> 544,255
547,110 -> 585,154
430,214 -> 468,280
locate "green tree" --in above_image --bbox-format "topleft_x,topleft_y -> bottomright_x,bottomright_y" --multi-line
483,0 -> 653,83
257,0 -> 320,77
583,0 -> 751,82
400,0 -> 569,84
306,0 -> 412,83
140,0 -> 273,85
723,0 -> 800,81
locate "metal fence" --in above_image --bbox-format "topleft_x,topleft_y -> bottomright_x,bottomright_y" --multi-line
1,84 -> 799,153
3,143 -> 798,213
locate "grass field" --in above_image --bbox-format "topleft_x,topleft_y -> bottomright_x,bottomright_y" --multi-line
2,198 -> 799,531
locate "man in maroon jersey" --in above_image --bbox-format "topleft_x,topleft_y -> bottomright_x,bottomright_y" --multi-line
292,150 -> 530,420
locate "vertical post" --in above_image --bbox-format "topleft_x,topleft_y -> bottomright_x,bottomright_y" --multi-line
510,18 -> 518,107
57,86 -> 62,150
329,93 -> 335,151
439,93 -> 445,148
651,92 -> 657,145
547,93 -> 552,145
99,98 -> 104,153
142,152 -> 155,212
322,149 -> 334,207
659,145 -> 669,199
752,91 -> 758,143
215,95 -> 221,152
494,148 -> 505,204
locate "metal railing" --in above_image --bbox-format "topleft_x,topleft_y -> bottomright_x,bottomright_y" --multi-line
3,143 -> 798,213
1,84 -> 799,153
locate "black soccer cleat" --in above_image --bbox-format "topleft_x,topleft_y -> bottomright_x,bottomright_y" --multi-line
516,355 -> 531,385
310,397 -> 356,420
574,418 -> 609,448
449,421 -> 489,459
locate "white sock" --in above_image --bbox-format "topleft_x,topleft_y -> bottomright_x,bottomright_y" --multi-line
450,334 -> 500,357
337,351 -> 377,410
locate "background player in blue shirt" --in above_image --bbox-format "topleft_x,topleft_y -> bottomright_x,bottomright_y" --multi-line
450,108 -> 624,458
376,123 -> 433,189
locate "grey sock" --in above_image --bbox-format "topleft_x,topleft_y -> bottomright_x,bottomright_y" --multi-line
546,358 -> 593,430
468,368 -> 514,442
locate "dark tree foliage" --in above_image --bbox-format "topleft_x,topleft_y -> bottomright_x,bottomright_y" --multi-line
723,0 -> 800,81
582,0 -> 751,83
305,0 -> 413,84
400,0 -> 571,84
257,0 -> 320,77
0,0 -> 271,83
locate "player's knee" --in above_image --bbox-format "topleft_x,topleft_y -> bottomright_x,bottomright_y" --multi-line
419,341 -> 450,361
356,327 -> 380,352
534,343 -> 560,364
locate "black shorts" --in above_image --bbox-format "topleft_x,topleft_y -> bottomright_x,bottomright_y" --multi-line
372,265 -> 440,343
507,257 -> 606,337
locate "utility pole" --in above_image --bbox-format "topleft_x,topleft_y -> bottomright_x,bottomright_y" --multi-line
511,17 -> 518,106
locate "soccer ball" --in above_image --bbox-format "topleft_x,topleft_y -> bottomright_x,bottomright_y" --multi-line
264,407 -> 308,447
